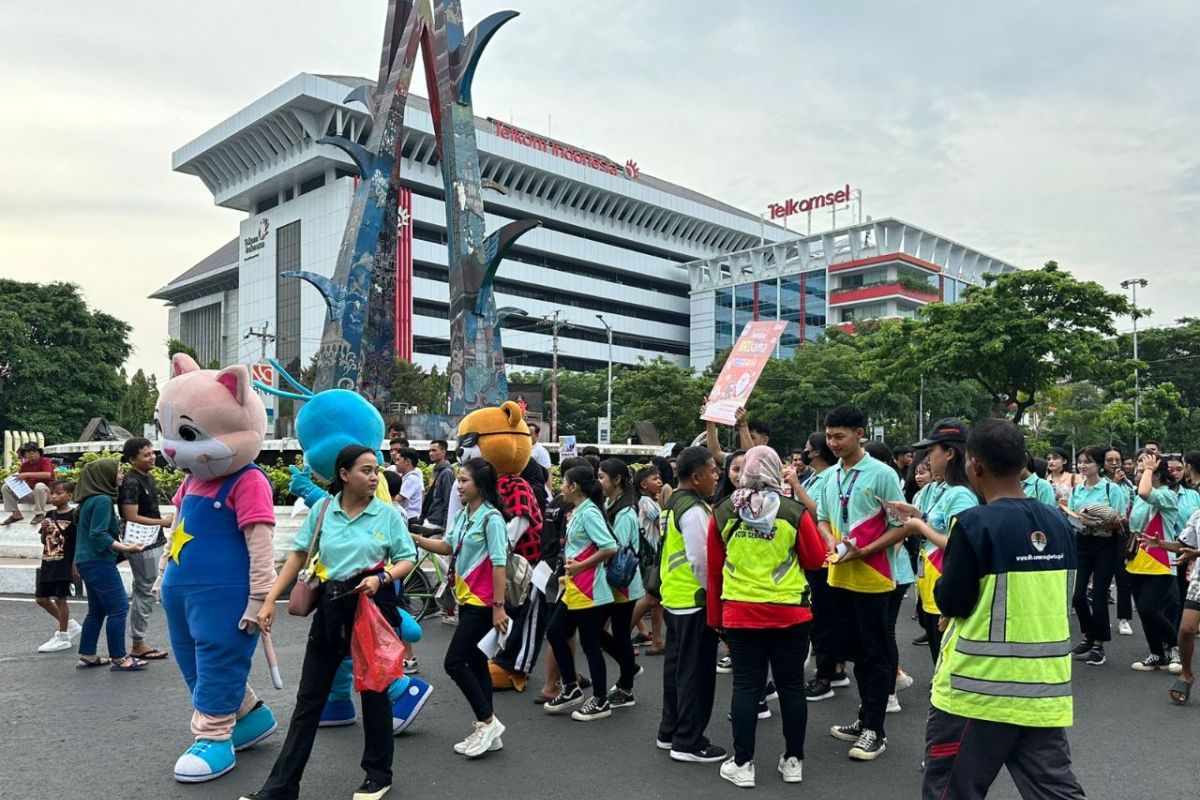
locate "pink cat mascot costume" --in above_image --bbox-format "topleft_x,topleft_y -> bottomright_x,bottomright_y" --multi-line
155,354 -> 279,782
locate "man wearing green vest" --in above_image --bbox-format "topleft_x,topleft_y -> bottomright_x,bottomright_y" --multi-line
656,446 -> 725,764
923,419 -> 1086,800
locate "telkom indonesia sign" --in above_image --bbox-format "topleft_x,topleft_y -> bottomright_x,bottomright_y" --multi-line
768,184 -> 852,220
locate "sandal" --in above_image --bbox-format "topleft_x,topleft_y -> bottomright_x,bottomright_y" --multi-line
1170,678 -> 1192,705
131,648 -> 169,660
76,657 -> 112,669
110,657 -> 149,672
0,515 -> 21,527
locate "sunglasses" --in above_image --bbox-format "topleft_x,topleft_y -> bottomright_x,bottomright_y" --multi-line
457,431 -> 508,449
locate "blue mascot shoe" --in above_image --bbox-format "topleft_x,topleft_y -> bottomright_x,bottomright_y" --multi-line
231,702 -> 278,751
392,677 -> 433,735
320,697 -> 358,727
174,738 -> 236,783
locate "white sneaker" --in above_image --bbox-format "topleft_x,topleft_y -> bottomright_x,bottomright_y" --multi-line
67,620 -> 82,638
886,694 -> 901,714
38,632 -> 72,653
777,755 -> 803,783
719,757 -> 755,788
895,670 -> 913,691
464,717 -> 504,758
1118,619 -> 1133,636
1169,648 -> 1184,675
452,725 -> 503,755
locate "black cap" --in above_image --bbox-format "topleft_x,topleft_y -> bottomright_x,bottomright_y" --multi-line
913,418 -> 968,448
17,441 -> 42,454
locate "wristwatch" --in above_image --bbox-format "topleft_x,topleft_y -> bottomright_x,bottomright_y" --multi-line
377,571 -> 390,585
492,600 -> 504,608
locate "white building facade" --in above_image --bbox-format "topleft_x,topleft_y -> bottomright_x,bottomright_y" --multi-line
153,73 -> 786,379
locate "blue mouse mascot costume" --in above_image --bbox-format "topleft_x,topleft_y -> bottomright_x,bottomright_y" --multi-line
257,359 -> 433,734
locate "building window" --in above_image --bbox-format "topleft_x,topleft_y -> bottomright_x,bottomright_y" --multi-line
299,174 -> 326,195
734,284 -> 755,340
275,221 -> 301,374
283,187 -> 294,202
757,278 -> 778,322
715,288 -> 734,352
254,194 -> 278,214
180,303 -> 222,367
805,272 -> 827,341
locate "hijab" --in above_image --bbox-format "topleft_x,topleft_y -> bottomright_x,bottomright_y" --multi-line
731,445 -> 783,534
74,458 -> 120,504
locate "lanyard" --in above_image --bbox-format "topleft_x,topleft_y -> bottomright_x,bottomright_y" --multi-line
835,468 -> 862,530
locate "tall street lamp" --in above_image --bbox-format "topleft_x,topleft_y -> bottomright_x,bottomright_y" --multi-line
1120,278 -> 1148,449
595,314 -> 613,445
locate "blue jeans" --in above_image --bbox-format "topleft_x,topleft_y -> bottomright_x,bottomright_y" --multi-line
78,560 -> 129,659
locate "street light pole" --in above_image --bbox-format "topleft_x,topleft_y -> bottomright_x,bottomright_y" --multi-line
1120,278 -> 1148,450
596,314 -> 613,445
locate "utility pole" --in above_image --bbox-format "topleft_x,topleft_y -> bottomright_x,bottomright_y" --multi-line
1120,278 -> 1148,449
596,314 -> 613,445
918,374 -> 925,441
244,321 -> 276,363
546,310 -> 562,442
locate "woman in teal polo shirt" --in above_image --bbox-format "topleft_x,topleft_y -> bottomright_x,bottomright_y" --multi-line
245,445 -> 415,800
1066,446 -> 1126,667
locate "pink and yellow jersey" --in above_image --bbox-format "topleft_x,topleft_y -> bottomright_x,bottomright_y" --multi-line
447,503 -> 509,606
818,454 -> 905,594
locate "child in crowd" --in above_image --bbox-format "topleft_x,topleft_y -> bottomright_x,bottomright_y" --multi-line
35,481 -> 81,653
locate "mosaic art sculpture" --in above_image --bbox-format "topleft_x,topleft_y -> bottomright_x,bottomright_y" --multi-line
293,0 -> 538,415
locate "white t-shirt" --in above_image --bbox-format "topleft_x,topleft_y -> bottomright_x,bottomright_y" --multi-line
531,442 -> 551,470
397,469 -> 424,520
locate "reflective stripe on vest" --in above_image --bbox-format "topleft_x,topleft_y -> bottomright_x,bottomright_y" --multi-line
659,491 -> 707,609
949,675 -> 1073,698
715,498 -> 810,606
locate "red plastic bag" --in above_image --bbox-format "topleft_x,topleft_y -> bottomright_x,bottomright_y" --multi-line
351,593 -> 406,693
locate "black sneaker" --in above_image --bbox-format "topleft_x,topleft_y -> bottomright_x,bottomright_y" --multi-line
830,672 -> 851,688
830,720 -> 863,742
763,680 -> 778,701
912,632 -> 929,646
631,632 -> 652,646
805,678 -> 835,702
726,701 -> 771,722
1070,639 -> 1094,658
571,696 -> 612,721
543,684 -> 585,713
670,743 -> 728,763
606,686 -> 636,709
238,793 -> 272,800
353,780 -> 391,800
1131,653 -> 1165,671
848,729 -> 887,761
1085,646 -> 1106,666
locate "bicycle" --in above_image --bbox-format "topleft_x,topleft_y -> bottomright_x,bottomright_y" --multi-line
402,525 -> 449,621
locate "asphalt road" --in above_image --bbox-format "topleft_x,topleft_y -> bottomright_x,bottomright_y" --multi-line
0,595 -> 1190,799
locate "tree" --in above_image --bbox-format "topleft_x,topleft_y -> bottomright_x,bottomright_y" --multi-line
913,262 -> 1132,423
384,359 -> 449,414
116,369 -> 159,435
507,368 -> 607,440
167,338 -> 198,361
0,281 -> 131,442
612,357 -> 707,444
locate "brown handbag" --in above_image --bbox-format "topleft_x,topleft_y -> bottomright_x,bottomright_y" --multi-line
287,498 -> 331,617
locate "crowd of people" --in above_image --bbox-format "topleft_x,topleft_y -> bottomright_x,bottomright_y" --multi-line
13,410 -> 1200,800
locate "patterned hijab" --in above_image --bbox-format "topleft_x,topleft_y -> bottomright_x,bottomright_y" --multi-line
731,446 -> 783,534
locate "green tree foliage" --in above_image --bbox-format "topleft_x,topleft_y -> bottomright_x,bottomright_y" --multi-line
612,357 -> 707,444
116,369 -> 159,435
912,262 -> 1132,423
385,359 -> 449,414
508,368 -> 607,440
0,281 -> 131,442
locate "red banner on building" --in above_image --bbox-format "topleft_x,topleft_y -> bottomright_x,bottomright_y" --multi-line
701,321 -> 787,426
395,187 -> 414,360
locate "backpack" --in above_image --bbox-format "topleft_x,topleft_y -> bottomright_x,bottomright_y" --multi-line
605,509 -> 641,590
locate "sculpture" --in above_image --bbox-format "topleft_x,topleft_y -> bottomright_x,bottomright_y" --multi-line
293,0 -> 539,415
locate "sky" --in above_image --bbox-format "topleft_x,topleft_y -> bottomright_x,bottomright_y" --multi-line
1,0 -> 1197,385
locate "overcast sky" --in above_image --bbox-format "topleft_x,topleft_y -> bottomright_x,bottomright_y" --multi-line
1,1 -> 1196,385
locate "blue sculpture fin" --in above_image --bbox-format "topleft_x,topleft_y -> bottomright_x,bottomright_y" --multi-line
456,11 -> 519,105
316,135 -> 373,177
344,84 -> 377,112
268,357 -> 315,397
282,270 -> 347,319
475,218 -> 541,316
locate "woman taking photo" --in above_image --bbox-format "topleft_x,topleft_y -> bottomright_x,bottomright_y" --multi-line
887,420 -> 979,665
242,446 -> 416,800
713,450 -> 746,506
74,458 -> 148,671
1046,447 -> 1080,506
596,458 -> 643,708
631,465 -> 665,655
544,465 -> 619,721
1065,446 -> 1126,666
707,446 -> 826,788
1128,451 -> 1183,673
412,458 -> 510,757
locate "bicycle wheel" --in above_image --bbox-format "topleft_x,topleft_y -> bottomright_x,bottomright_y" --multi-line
401,566 -> 435,621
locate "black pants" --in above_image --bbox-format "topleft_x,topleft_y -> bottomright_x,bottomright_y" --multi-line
831,587 -> 891,737
923,610 -> 944,665
1115,561 -> 1134,620
444,604 -> 495,721
658,609 -> 719,753
1172,570 -> 1188,628
494,585 -> 549,675
1132,574 -> 1179,657
1073,536 -> 1119,643
805,567 -> 840,680
885,583 -> 910,693
923,707 -> 1085,800
261,587 -> 397,799
599,600 -> 638,691
546,603 -> 608,699
726,624 -> 810,765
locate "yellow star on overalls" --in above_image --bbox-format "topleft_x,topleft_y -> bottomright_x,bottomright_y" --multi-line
168,520 -> 194,564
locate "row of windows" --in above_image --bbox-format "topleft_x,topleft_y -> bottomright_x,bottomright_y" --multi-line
275,221 -> 302,375
714,275 -> 829,358
179,304 -> 223,367
412,336 -> 605,372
